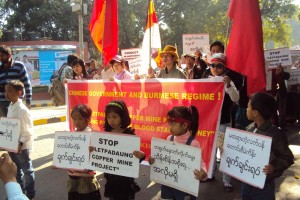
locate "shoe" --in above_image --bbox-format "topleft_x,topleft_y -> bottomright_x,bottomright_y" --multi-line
224,183 -> 233,192
200,176 -> 215,183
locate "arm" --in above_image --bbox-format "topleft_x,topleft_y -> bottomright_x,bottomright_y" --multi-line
21,66 -> 32,107
224,77 -> 239,103
19,110 -> 33,151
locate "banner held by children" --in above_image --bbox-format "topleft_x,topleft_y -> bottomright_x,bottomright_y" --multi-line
219,127 -> 272,189
89,132 -> 140,178
52,131 -> 91,170
66,78 -> 224,178
150,138 -> 201,196
0,117 -> 20,152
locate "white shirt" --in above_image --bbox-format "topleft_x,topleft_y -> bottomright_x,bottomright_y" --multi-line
101,67 -> 115,80
7,99 -> 34,150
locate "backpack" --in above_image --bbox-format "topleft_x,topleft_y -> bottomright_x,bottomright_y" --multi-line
49,63 -> 68,106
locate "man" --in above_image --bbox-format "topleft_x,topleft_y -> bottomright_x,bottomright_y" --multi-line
194,49 -> 208,77
23,55 -> 34,81
184,53 -> 205,79
157,45 -> 186,79
59,54 -> 78,84
0,45 -> 32,117
0,153 -> 29,200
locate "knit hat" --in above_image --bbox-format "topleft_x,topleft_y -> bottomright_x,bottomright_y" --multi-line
211,53 -> 226,65
160,45 -> 179,60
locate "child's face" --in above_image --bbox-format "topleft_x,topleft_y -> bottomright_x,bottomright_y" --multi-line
107,111 -> 122,129
112,62 -> 124,74
210,62 -> 226,76
246,100 -> 256,121
72,111 -> 88,131
168,121 -> 187,136
5,85 -> 19,103
73,63 -> 83,76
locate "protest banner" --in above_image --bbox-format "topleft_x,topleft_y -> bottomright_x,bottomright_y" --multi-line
89,131 -> 140,178
150,138 -> 201,196
264,47 -> 292,69
287,69 -> 300,86
219,127 -> 272,189
66,78 -> 224,178
0,117 -> 20,152
52,131 -> 91,170
182,34 -> 209,55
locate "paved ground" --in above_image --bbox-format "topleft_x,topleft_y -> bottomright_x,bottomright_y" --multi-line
0,104 -> 299,200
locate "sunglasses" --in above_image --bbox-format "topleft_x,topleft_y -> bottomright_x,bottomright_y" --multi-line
210,63 -> 225,69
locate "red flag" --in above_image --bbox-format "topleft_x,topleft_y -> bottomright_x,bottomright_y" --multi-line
226,0 -> 266,95
89,0 -> 118,65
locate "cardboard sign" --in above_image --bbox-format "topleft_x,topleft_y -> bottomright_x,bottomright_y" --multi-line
89,132 -> 140,178
219,128 -> 272,189
52,131 -> 91,170
0,117 -> 20,152
150,138 -> 201,197
264,48 -> 292,69
182,34 -> 210,55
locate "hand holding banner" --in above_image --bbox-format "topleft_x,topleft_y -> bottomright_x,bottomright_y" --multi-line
219,127 -> 272,189
0,117 -> 20,152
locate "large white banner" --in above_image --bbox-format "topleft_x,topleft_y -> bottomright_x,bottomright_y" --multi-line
219,128 -> 272,189
264,47 -> 292,69
0,117 -> 20,152
89,132 -> 141,178
52,131 -> 91,170
182,34 -> 209,55
150,138 -> 201,197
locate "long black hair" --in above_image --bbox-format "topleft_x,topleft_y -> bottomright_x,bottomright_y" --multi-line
71,58 -> 89,79
167,106 -> 199,136
104,100 -> 131,132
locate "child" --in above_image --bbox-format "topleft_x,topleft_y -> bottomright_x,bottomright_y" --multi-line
102,100 -> 145,200
72,58 -> 89,80
149,106 -> 207,200
4,80 -> 36,200
242,92 -> 294,199
109,55 -> 140,80
68,104 -> 101,200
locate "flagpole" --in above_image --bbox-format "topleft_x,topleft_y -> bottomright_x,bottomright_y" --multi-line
225,18 -> 231,49
148,0 -> 152,69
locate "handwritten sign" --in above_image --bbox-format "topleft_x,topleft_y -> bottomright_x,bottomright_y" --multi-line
182,34 -> 210,55
150,138 -> 201,197
264,47 -> 292,68
219,127 -> 272,189
52,131 -> 91,170
89,132 -> 140,178
0,117 -> 20,152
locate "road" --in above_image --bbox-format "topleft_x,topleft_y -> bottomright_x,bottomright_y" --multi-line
0,106 -> 299,199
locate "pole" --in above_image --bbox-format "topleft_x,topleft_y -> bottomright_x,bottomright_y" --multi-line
148,0 -> 152,69
78,0 -> 84,59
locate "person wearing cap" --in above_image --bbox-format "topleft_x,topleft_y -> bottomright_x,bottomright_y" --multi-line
157,45 -> 186,79
110,55 -> 139,80
184,53 -> 205,79
0,45 -> 32,117
204,53 -> 239,192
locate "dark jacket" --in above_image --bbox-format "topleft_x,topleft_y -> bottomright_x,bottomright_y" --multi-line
272,70 -> 290,96
246,120 -> 294,181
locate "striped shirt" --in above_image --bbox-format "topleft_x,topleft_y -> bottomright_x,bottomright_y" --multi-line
0,60 -> 32,104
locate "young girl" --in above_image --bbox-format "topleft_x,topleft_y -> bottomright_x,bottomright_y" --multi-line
149,106 -> 207,200
103,100 -> 145,200
72,58 -> 89,80
68,104 -> 101,200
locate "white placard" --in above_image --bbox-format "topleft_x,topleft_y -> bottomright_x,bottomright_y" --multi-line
52,131 -> 91,170
121,48 -> 142,61
182,34 -> 210,55
264,47 -> 292,69
287,69 -> 300,86
219,127 -> 272,189
128,58 -> 142,75
150,137 -> 201,197
89,132 -> 140,178
0,117 -> 20,152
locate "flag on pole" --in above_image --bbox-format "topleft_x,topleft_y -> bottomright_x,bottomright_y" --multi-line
141,0 -> 161,74
89,0 -> 118,65
226,0 -> 266,95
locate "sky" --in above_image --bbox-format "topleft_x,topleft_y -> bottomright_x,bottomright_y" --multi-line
294,0 -> 300,5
